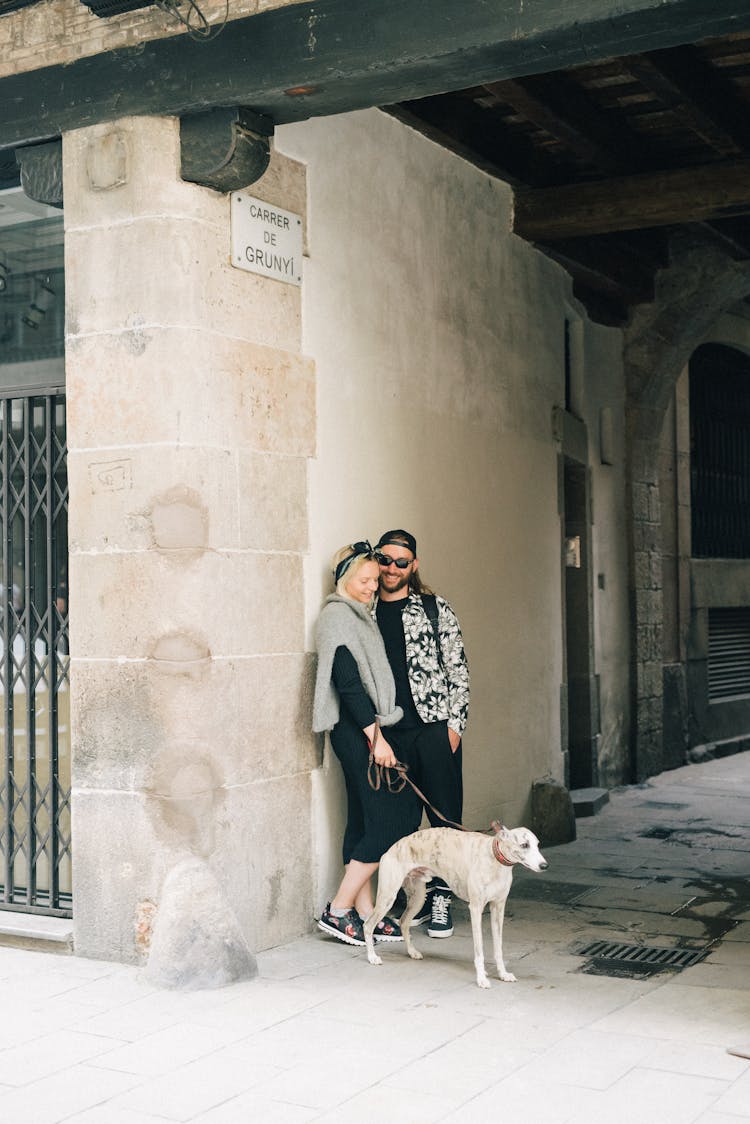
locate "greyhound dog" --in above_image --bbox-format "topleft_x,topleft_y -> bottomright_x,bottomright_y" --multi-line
363,823 -> 547,988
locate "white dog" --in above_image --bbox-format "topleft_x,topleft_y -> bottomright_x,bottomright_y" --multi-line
363,823 -> 547,988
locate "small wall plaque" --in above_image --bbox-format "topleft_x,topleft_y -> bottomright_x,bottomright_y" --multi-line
565,535 -> 581,569
230,193 -> 302,286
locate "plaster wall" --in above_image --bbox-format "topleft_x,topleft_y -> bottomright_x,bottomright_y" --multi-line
275,109 -> 630,906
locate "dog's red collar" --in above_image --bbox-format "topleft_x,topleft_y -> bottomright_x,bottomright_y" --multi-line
492,836 -> 516,866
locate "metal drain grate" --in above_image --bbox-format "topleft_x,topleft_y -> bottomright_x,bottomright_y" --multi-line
579,941 -> 707,968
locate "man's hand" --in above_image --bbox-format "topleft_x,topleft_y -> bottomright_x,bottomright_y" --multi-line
448,727 -> 461,753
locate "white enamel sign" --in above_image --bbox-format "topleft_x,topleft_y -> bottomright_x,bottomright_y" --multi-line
230,193 -> 303,285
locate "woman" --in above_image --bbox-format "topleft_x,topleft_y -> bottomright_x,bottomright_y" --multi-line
313,540 -> 422,946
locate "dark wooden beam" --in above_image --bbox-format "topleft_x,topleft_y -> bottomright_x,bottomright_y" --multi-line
538,236 -> 658,302
694,217 -> 750,259
482,74 -> 647,175
623,47 -> 749,156
3,0 -> 750,150
514,159 -> 750,240
389,95 -> 555,187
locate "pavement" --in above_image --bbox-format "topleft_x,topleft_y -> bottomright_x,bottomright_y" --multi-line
1,752 -> 749,1124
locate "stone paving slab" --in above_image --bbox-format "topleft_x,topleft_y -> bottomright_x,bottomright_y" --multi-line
0,753 -> 748,1123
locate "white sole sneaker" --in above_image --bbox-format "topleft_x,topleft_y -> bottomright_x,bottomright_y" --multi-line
427,926 -> 454,938
317,917 -> 365,946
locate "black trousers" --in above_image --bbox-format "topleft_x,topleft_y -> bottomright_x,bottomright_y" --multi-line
390,720 -> 463,828
330,713 -> 422,864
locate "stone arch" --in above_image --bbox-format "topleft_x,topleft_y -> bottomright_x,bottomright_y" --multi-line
623,233 -> 750,780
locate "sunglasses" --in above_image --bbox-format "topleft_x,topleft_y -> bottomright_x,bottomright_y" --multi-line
376,554 -> 413,569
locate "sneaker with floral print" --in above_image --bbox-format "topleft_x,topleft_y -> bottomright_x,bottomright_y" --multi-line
317,903 -> 365,946
373,915 -> 404,942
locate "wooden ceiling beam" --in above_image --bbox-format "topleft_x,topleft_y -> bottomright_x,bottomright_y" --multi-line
483,75 -> 649,175
514,159 -> 750,240
391,95 -> 555,186
623,47 -> 749,156
538,236 -> 657,301
695,217 -> 750,259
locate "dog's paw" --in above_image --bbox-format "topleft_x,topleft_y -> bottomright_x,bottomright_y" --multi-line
407,948 -> 424,961
477,976 -> 491,989
498,970 -> 517,983
368,952 -> 383,967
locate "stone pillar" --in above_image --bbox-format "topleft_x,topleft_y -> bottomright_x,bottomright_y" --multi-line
63,116 -> 318,968
625,414 -> 665,781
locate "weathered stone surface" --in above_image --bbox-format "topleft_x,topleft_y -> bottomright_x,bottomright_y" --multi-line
70,549 -> 304,659
68,449 -> 235,554
65,215 -> 301,351
66,330 -> 315,455
145,859 -> 257,989
64,117 -> 225,227
86,128 -> 128,191
71,652 -> 318,790
238,451 -> 309,550
218,773 -> 315,952
72,790 -> 175,964
531,778 -> 576,846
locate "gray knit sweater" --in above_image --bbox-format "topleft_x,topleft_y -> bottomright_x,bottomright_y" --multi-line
312,594 -> 403,733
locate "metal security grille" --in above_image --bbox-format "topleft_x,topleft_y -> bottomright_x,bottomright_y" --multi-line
690,343 -> 750,559
0,393 -> 70,916
708,607 -> 750,702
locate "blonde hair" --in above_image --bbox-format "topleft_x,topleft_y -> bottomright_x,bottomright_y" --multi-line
331,543 -> 378,598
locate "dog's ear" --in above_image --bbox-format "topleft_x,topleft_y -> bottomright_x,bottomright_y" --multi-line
489,820 -> 506,835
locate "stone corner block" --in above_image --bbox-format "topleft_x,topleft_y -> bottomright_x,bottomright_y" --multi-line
145,858 -> 257,989
530,777 -> 576,846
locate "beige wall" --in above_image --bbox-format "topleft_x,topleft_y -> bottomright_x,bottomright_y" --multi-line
275,109 -> 630,906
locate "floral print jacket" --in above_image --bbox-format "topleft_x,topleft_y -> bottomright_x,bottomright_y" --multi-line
400,591 -> 470,736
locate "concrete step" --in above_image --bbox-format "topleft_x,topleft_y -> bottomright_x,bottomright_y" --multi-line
0,911 -> 73,954
570,786 -> 610,818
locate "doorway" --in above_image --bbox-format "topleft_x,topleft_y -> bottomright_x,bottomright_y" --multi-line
563,457 -> 599,789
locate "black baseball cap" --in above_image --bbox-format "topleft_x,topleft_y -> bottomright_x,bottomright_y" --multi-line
375,529 -> 417,556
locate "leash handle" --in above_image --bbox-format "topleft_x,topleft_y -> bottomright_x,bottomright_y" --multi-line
367,755 -> 407,794
367,753 -> 467,831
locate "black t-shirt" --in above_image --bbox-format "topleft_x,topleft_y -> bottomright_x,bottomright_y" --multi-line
376,598 -> 422,728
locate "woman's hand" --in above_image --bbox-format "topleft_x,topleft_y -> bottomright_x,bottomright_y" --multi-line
372,734 -> 397,769
364,722 -> 397,768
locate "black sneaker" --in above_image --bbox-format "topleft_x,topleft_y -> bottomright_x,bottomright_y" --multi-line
373,916 -> 404,943
409,890 -> 433,928
317,903 -> 365,946
428,892 -> 453,938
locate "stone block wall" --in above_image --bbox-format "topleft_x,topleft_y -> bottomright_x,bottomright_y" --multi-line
64,115 -> 316,964
0,0 -> 303,79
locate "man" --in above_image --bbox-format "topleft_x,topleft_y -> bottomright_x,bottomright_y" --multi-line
374,528 -> 469,937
